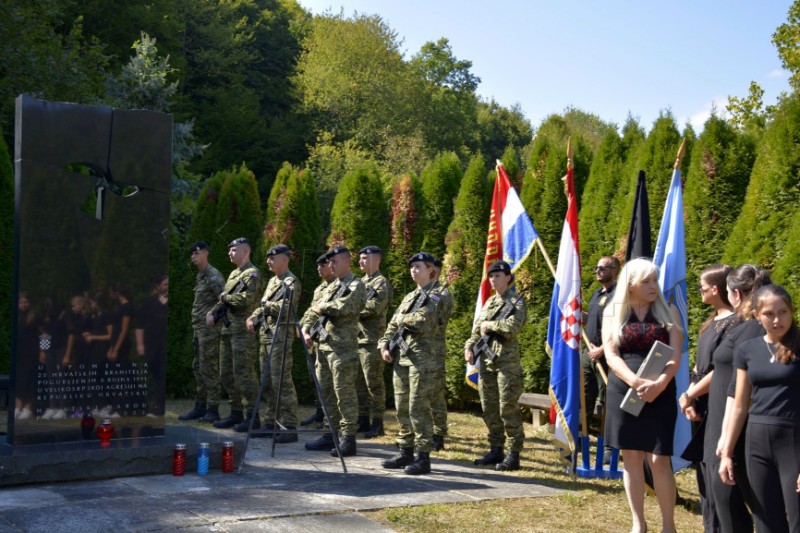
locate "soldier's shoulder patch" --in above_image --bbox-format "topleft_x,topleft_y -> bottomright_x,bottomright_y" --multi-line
430,294 -> 441,302
210,276 -> 218,281
249,271 -> 258,277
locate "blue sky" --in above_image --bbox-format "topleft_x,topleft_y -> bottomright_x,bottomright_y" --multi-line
297,1 -> 793,133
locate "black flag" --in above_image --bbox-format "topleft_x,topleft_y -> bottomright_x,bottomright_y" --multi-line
625,170 -> 651,261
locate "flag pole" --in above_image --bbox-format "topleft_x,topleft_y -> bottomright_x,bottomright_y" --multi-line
674,138 -> 686,170
566,137 -> 590,439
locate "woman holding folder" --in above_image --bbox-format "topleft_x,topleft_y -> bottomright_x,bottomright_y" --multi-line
603,258 -> 683,533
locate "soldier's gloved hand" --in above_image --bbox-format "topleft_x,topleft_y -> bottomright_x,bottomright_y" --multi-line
464,347 -> 475,365
381,348 -> 393,363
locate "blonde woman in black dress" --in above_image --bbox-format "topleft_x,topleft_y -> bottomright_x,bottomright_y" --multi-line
603,258 -> 683,533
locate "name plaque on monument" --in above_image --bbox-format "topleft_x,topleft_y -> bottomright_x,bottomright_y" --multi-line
10,95 -> 172,445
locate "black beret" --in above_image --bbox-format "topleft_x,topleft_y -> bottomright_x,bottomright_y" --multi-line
487,260 -> 512,276
407,252 -> 435,266
228,237 -> 250,248
358,245 -> 382,255
266,243 -> 291,257
433,258 -> 443,268
189,241 -> 208,253
316,253 -> 330,264
326,245 -> 350,257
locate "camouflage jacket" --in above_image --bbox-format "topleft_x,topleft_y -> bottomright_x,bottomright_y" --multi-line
379,281 -> 440,370
358,271 -> 392,345
249,270 -> 300,340
465,290 -> 526,366
192,263 -> 224,328
210,261 -> 262,329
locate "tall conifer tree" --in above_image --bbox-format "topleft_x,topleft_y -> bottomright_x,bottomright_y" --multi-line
723,92 -> 800,269
329,162 -> 390,252
442,154 -> 488,406
420,151 -> 462,258
386,173 -> 425,302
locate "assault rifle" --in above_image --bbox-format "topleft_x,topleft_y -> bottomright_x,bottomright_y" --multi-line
309,281 -> 351,341
471,295 -> 523,362
387,285 -> 436,357
211,278 -> 248,327
251,281 -> 289,334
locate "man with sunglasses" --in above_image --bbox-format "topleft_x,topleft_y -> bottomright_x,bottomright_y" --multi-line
583,256 -> 620,424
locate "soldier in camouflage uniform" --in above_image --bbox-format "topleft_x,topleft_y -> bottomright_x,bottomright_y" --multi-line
298,253 -> 335,427
301,245 -> 366,457
464,260 -> 527,471
356,245 -> 392,439
179,241 -> 225,423
206,238 -> 262,430
379,252 -> 440,475
430,258 -> 453,451
246,244 -> 300,441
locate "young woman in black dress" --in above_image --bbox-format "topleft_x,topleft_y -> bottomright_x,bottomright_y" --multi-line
708,264 -> 770,533
603,258 -> 683,533
719,284 -> 800,533
679,264 -> 735,532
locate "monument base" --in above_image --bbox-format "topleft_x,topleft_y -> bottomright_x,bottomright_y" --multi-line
0,425 -> 242,487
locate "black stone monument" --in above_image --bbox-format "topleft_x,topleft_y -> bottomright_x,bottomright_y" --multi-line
10,95 -> 171,446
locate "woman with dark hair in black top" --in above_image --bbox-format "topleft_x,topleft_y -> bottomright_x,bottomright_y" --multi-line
720,284 -> 800,533
706,264 -> 770,533
108,284 -> 134,366
679,264 -> 735,532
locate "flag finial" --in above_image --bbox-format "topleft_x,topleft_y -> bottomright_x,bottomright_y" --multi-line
567,137 -> 573,170
674,138 -> 686,170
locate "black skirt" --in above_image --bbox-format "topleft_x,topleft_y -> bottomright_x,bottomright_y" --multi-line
605,351 -> 677,455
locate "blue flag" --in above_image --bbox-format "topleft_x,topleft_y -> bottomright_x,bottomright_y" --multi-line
653,166 -> 692,472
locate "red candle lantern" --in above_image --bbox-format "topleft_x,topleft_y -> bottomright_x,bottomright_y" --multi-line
173,444 -> 186,476
97,418 -> 114,447
222,441 -> 234,473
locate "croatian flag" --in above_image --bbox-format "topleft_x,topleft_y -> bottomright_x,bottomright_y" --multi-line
547,167 -> 582,466
466,161 -> 538,388
653,164 -> 692,472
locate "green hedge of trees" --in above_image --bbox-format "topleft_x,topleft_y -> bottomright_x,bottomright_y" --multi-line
3,1 -> 800,409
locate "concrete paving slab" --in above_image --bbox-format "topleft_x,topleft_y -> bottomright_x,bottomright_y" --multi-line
0,428 -> 565,532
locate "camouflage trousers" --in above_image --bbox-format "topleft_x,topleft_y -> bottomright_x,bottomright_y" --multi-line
356,343 -> 386,419
192,326 -> 221,407
478,358 -> 525,452
219,324 -> 259,412
431,355 -> 448,436
258,332 -> 298,427
316,346 -> 359,436
393,363 -> 436,453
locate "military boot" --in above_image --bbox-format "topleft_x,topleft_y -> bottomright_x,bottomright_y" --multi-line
178,402 -> 206,421
273,426 -> 298,443
305,432 -> 334,451
404,452 -> 431,475
495,451 -> 520,471
356,415 -> 370,433
199,405 -> 220,423
473,446 -> 504,466
381,447 -> 414,469
234,410 -> 260,433
363,418 -> 384,439
432,435 -> 445,451
330,435 -> 357,457
251,423 -> 275,439
213,409 -> 244,429
300,407 -> 324,426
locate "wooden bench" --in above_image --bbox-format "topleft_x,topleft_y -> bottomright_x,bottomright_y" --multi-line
518,392 -> 550,428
